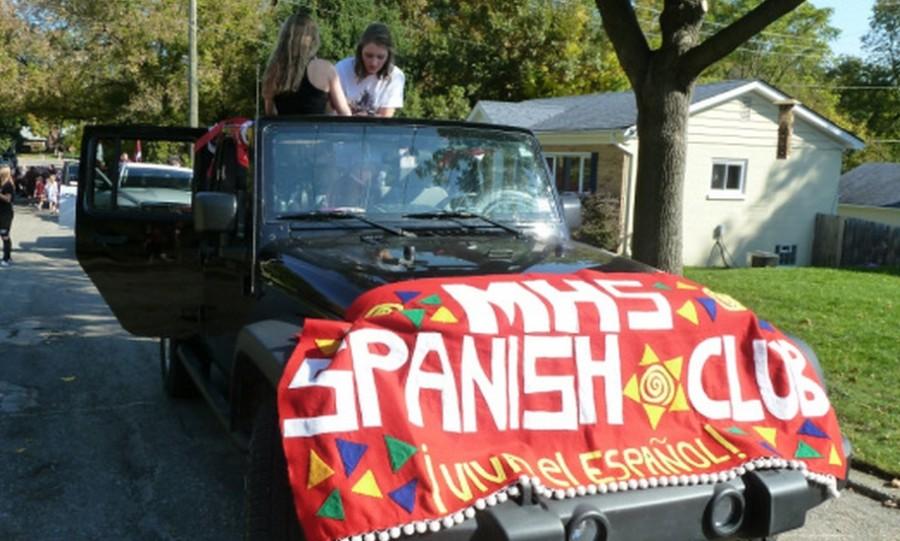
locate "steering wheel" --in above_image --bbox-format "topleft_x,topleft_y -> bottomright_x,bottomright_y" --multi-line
475,190 -> 539,217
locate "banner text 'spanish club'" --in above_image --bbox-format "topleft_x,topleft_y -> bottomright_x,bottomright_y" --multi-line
277,270 -> 846,541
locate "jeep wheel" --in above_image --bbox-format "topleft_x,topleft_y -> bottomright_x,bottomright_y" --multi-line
160,337 -> 196,398
245,399 -> 304,541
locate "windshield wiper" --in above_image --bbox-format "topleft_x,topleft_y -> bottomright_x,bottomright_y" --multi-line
276,210 -> 411,237
402,211 -> 521,238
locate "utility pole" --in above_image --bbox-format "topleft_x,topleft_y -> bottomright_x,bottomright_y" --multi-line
188,0 -> 199,127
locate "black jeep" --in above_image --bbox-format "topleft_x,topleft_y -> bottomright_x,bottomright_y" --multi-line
75,117 -> 843,541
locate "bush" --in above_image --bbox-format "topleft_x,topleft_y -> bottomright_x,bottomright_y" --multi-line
572,191 -> 621,251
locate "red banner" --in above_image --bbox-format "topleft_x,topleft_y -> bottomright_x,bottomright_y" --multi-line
277,270 -> 846,541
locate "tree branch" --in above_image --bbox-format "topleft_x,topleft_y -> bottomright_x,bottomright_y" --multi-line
679,0 -> 805,81
596,0 -> 651,89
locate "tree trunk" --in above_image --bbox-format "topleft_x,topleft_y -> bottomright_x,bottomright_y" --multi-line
631,57 -> 693,275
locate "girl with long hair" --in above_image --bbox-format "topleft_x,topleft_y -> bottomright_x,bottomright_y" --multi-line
262,10 -> 352,116
335,23 -> 405,117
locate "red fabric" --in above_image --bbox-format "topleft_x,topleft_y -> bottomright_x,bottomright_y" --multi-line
194,117 -> 250,167
278,270 -> 846,541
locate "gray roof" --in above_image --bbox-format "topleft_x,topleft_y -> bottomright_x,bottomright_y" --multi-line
475,80 -> 750,131
839,163 -> 900,208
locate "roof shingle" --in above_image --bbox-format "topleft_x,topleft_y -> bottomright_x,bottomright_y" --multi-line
839,163 -> 900,207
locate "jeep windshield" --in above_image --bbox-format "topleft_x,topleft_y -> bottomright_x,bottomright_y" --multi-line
260,121 -> 561,229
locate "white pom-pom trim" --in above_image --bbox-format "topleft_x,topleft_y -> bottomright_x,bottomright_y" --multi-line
344,457 -> 839,541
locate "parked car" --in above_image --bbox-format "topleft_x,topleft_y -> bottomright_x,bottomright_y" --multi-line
74,118 -> 848,541
91,161 -> 192,210
61,159 -> 79,186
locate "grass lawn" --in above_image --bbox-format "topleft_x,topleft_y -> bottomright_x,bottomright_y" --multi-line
684,266 -> 899,475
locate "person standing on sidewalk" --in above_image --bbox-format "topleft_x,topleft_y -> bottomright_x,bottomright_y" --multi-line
0,165 -> 14,266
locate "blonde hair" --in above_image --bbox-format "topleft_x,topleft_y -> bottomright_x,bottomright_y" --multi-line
0,166 -> 10,184
262,10 -> 321,99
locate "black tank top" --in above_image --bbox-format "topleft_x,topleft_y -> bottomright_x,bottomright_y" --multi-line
273,69 -> 329,115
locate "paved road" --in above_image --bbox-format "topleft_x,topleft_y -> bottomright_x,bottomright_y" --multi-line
0,199 -> 897,540
0,202 -> 243,539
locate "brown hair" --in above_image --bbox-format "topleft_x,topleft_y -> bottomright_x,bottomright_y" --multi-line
353,23 -> 395,81
262,9 -> 321,99
0,165 -> 10,184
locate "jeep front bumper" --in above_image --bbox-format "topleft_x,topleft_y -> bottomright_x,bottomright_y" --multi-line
423,469 -> 833,541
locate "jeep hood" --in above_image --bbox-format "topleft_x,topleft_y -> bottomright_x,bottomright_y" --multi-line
257,232 -> 654,318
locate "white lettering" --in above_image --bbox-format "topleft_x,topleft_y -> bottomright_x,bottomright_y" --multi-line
770,339 -> 830,417
282,357 -> 358,437
524,279 -> 620,333
722,335 -> 764,421
460,336 -> 507,432
406,332 -> 462,432
443,283 -> 550,335
522,335 -> 577,430
687,337 -> 730,419
349,328 -> 408,427
595,279 -> 673,330
575,335 -> 623,425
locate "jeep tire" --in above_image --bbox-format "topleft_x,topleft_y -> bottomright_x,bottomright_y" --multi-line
245,398 -> 304,541
160,337 -> 196,398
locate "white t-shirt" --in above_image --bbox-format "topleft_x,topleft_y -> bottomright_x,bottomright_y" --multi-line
335,57 -> 405,115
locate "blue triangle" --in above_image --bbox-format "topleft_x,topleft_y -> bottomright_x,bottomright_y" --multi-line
759,320 -> 774,331
388,478 -> 418,514
336,438 -> 368,476
759,441 -> 783,457
395,291 -> 419,304
697,297 -> 718,321
797,419 -> 829,439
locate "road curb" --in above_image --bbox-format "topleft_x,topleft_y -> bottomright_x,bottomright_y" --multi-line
847,464 -> 899,505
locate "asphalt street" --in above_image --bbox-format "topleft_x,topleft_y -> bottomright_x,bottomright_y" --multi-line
0,194 -> 897,540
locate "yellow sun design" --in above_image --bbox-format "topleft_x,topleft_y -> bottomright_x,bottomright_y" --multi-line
623,344 -> 690,429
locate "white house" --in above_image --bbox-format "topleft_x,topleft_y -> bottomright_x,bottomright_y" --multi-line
838,163 -> 900,228
468,80 -> 865,267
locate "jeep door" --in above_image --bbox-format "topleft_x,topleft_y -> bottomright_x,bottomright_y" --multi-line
76,125 -> 206,337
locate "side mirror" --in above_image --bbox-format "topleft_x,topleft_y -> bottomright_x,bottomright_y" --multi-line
559,192 -> 582,231
194,192 -> 237,233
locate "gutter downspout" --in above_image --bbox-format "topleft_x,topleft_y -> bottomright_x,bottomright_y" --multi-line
616,129 -> 637,257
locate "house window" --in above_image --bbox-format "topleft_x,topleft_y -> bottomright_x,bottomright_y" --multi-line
775,244 -> 797,265
709,159 -> 746,197
545,153 -> 592,193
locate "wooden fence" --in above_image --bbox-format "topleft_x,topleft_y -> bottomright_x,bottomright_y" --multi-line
812,214 -> 900,268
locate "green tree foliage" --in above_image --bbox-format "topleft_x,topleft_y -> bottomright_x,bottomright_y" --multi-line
829,0 -> 900,167
397,0 -> 625,118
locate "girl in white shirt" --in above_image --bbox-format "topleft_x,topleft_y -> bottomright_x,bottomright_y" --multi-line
335,23 -> 405,117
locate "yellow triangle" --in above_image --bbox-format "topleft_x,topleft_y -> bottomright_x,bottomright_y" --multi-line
315,339 -> 339,356
640,345 -> 660,366
623,374 -> 640,402
676,301 -> 699,325
753,426 -> 778,447
664,356 -> 683,379
828,444 -> 843,467
668,385 -> 690,412
351,469 -> 383,498
644,404 -> 666,430
676,281 -> 698,290
430,306 -> 459,324
307,449 -> 335,489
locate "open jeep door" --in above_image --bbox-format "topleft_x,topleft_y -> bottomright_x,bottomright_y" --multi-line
76,125 -> 207,338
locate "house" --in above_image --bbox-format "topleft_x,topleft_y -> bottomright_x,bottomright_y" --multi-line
468,80 -> 865,267
18,126 -> 47,153
838,163 -> 900,228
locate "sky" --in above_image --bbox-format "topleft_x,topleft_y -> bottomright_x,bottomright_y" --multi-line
810,0 -> 875,58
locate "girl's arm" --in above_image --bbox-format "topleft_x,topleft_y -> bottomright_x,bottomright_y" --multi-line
329,74 -> 352,116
